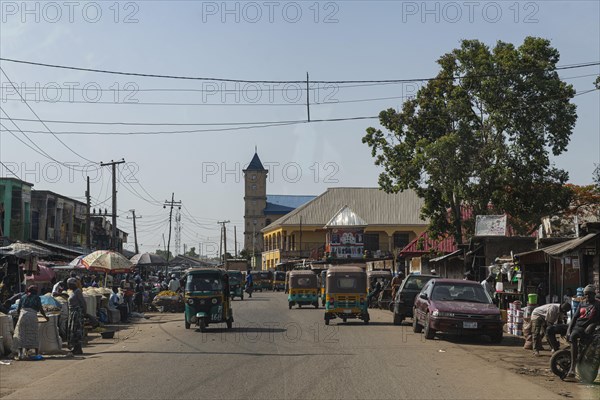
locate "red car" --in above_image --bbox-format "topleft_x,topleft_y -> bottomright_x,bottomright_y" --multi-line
412,278 -> 503,343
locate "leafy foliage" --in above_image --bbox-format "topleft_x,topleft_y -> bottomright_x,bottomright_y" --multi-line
363,37 -> 576,243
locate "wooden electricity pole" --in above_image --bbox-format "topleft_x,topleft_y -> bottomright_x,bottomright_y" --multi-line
100,159 -> 125,250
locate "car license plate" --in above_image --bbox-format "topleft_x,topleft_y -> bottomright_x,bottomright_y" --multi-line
463,321 -> 477,329
343,309 -> 352,314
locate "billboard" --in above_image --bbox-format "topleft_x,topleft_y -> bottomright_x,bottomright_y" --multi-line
475,215 -> 507,236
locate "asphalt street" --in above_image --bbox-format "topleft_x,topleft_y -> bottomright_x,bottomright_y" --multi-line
1,291 -> 598,399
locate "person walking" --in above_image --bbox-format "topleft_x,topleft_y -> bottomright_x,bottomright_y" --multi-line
66,278 -> 86,355
530,302 -> 571,356
168,274 -> 180,293
13,285 -> 48,360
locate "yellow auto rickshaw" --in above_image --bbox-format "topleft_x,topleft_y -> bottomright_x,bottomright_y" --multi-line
320,270 -> 327,307
287,270 -> 319,309
272,271 -> 286,291
324,266 -> 369,325
183,268 -> 233,331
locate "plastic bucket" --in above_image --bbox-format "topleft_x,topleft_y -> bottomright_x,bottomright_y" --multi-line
528,293 -> 538,305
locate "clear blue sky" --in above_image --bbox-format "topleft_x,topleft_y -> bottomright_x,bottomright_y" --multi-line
1,1 -> 599,256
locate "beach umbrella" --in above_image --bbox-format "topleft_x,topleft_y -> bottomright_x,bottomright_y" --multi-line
81,250 -> 133,273
130,252 -> 167,266
68,255 -> 87,269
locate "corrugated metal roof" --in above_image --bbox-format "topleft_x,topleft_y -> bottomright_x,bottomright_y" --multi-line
266,195 -> 316,209
325,205 -> 367,227
515,233 -> 598,258
430,249 -> 463,263
263,188 -> 426,231
399,231 -> 458,257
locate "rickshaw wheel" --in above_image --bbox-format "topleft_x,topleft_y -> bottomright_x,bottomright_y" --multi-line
325,318 -> 330,325
314,302 -> 319,309
288,303 -> 292,310
241,294 -> 244,300
342,318 -> 347,323
199,319 -> 207,332
184,319 -> 190,329
226,318 -> 233,329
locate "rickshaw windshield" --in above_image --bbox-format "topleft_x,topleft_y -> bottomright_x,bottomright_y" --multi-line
290,275 -> 317,287
186,274 -> 223,292
228,274 -> 242,284
327,273 -> 367,293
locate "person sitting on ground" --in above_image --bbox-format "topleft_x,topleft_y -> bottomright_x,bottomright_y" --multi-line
530,302 -> 571,356
109,286 -> 128,323
566,284 -> 600,379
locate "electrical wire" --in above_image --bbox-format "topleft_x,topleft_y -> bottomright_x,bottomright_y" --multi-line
1,57 -> 597,84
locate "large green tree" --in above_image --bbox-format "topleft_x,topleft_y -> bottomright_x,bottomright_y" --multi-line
363,37 -> 576,244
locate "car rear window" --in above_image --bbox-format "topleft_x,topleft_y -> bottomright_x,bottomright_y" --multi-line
431,283 -> 491,303
404,276 -> 432,290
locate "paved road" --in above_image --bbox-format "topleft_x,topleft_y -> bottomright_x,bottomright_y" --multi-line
1,292 -> 596,399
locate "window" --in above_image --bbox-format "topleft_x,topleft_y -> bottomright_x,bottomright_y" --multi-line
251,175 -> 256,181
251,184 -> 257,190
364,234 -> 379,251
393,233 -> 410,249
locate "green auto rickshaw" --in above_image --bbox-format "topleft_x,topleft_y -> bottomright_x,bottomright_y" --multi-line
228,270 -> 244,300
272,271 -> 286,291
324,266 -> 369,325
288,270 -> 319,309
183,268 -> 234,331
251,271 -> 263,292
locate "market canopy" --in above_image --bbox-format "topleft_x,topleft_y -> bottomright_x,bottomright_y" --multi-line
0,241 -> 54,258
68,255 -> 87,269
81,250 -> 133,273
130,252 -> 168,266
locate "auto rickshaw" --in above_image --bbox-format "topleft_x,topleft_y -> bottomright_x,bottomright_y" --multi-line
284,271 -> 291,293
260,271 -> 273,291
227,270 -> 244,300
320,270 -> 327,307
183,268 -> 233,331
324,266 -> 369,325
366,270 -> 392,308
251,271 -> 263,292
287,270 -> 319,309
272,271 -> 286,291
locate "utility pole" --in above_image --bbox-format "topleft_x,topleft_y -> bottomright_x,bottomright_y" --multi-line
217,220 -> 230,263
100,159 -> 125,250
299,215 -> 303,258
127,210 -> 141,254
85,176 -> 91,249
174,209 -> 182,257
234,226 -> 237,257
163,193 -> 182,263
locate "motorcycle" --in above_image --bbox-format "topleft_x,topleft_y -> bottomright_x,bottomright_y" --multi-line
550,326 -> 600,384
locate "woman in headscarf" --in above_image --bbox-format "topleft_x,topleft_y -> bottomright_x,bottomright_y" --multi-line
66,278 -> 86,355
13,285 -> 48,360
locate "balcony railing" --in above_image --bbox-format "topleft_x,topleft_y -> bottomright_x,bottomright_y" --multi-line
262,242 -> 325,260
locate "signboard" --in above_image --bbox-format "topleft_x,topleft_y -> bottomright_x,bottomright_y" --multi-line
475,215 -> 507,236
327,228 -> 364,258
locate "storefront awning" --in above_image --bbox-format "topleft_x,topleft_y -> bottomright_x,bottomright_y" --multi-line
515,233 -> 598,260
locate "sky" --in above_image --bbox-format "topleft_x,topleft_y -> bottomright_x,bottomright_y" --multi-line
1,0 -> 599,257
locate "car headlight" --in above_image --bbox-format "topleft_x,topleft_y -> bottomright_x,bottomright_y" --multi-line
211,298 -> 218,304
432,310 -> 454,317
187,298 -> 194,305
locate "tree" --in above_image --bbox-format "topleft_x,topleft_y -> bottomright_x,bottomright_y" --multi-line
363,37 -> 576,244
238,249 -> 252,260
185,247 -> 198,257
155,249 -> 172,260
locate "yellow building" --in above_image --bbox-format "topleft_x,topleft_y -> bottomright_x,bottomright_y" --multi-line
261,187 -> 428,270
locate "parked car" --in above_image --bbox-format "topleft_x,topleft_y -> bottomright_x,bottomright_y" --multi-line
412,278 -> 503,343
392,274 -> 436,325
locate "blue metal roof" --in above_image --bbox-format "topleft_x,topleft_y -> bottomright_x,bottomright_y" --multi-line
264,195 -> 316,215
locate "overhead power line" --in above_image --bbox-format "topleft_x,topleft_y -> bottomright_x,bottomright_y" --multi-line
1,57 -> 597,84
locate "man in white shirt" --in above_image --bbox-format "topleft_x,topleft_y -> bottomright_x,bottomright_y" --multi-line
109,287 -> 128,323
531,302 -> 571,356
168,275 -> 180,292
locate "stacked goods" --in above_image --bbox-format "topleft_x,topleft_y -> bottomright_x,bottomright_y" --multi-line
0,313 -> 14,355
152,291 -> 183,312
507,301 -> 524,336
38,314 -> 63,354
